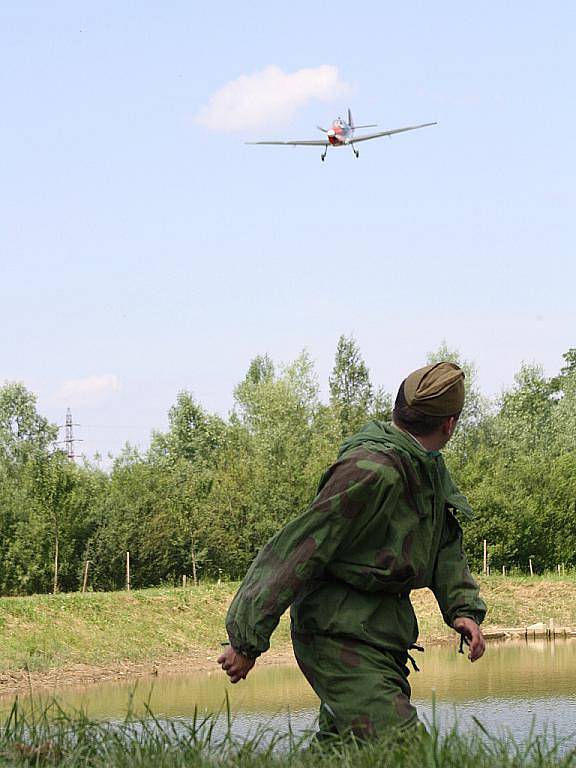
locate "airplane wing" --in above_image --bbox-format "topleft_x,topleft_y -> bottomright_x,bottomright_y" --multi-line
349,122 -> 437,144
245,139 -> 328,146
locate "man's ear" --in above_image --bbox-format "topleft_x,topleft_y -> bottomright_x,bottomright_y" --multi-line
443,416 -> 458,438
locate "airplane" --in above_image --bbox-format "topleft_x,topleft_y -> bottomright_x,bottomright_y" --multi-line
246,108 -> 437,161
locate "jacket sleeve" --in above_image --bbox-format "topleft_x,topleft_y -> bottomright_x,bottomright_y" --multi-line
225,451 -> 392,658
431,509 -> 487,628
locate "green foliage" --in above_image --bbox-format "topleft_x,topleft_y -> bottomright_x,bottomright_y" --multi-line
427,342 -> 491,469
329,335 -> 376,437
456,356 -> 575,572
0,382 -> 57,466
222,352 -> 327,573
0,385 -> 105,595
150,391 -> 227,464
0,341 -> 575,594
497,363 -> 558,453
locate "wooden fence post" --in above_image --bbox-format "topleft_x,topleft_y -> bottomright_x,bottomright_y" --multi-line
126,551 -> 131,591
191,546 -> 198,587
182,574 -> 187,589
53,532 -> 59,594
483,540 -> 488,576
82,560 -> 91,593
529,557 -> 534,577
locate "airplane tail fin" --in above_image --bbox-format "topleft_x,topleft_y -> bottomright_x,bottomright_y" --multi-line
348,109 -> 377,131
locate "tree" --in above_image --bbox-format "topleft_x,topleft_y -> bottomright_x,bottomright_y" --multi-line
0,382 -> 61,594
0,382 -> 57,466
551,348 -> 576,454
227,353 -> 324,554
497,362 -> 558,456
329,335 -> 374,437
456,352 -> 575,572
426,342 -> 491,468
559,348 -> 576,380
371,386 -> 393,422
0,450 -> 106,595
150,391 -> 226,464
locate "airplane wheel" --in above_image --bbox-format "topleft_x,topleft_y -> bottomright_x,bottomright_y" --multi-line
321,156 -> 325,162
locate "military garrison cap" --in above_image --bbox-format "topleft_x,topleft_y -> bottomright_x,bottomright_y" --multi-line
403,362 -> 465,417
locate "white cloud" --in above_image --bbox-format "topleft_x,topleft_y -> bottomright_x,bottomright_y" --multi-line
196,65 -> 351,133
58,374 -> 120,404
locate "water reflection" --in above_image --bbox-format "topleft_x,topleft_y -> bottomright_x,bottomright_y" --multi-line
3,639 -> 576,742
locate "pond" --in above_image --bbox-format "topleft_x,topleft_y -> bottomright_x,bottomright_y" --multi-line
3,639 -> 576,744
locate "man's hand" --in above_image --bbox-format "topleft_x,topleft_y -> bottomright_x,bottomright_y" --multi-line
453,617 -> 486,662
217,645 -> 256,683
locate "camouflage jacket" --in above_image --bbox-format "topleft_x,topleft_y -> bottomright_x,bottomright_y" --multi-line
226,421 -> 486,658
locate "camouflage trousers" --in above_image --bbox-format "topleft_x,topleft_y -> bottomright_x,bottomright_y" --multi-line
291,628 -> 419,741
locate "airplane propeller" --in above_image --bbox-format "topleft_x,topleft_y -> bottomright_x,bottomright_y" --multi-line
317,126 -> 328,133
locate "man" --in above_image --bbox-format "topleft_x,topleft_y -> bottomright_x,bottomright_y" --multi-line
218,362 -> 486,739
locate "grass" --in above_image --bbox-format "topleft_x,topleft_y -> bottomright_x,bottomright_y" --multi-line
0,584 -> 291,679
413,573 -> 576,640
0,699 -> 574,767
1,575 -> 576,678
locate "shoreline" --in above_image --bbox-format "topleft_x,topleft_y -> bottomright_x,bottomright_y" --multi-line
0,647 -> 298,698
1,625 -> 571,697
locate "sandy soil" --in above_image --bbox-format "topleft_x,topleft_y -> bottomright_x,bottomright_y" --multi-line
0,647 -> 299,697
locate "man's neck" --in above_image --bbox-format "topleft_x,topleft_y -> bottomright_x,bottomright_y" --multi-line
391,420 -> 442,453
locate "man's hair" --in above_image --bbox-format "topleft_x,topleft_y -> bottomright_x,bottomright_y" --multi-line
392,382 -> 460,437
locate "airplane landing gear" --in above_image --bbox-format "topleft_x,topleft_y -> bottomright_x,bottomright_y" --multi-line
352,145 -> 359,158
321,148 -> 327,161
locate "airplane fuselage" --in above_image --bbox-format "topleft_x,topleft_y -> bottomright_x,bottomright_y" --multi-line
327,118 -> 352,146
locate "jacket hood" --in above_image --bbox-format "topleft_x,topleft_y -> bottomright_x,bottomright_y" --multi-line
338,420 -> 431,461
338,421 -> 474,520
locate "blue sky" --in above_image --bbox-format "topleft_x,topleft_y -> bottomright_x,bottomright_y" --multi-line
1,1 -> 574,459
